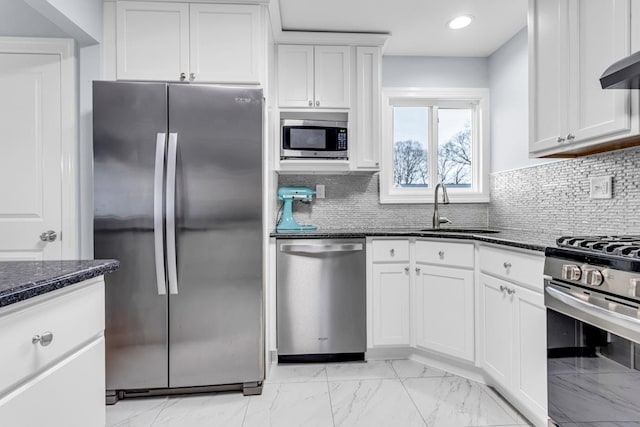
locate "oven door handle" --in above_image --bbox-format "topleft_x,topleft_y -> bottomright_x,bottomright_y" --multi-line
546,284 -> 640,341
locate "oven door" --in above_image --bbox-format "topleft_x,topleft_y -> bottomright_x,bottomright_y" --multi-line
545,281 -> 640,426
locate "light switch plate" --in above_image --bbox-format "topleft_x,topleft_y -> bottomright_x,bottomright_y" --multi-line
589,176 -> 613,199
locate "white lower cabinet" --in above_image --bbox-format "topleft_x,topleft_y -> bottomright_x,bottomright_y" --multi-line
479,273 -> 547,426
371,263 -> 411,346
415,263 -> 474,362
0,278 -> 106,426
0,337 -> 105,427
370,239 -> 411,347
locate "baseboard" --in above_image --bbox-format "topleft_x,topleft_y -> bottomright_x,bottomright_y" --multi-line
407,348 -> 485,384
365,347 -> 411,360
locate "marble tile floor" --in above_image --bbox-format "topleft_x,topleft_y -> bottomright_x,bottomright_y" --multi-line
106,359 -> 532,427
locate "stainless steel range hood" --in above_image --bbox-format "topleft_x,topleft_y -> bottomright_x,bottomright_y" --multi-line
600,50 -> 640,89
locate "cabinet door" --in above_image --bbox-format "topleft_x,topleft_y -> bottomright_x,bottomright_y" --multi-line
277,45 -> 314,107
371,264 -> 411,346
568,0 -> 631,142
479,274 -> 512,388
529,0 -> 570,153
116,1 -> 189,81
314,46 -> 351,108
353,47 -> 381,170
0,338 -> 105,427
415,265 -> 474,361
190,4 -> 260,83
513,285 -> 547,417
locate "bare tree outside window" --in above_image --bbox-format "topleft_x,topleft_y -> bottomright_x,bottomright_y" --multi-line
437,109 -> 472,187
393,140 -> 428,186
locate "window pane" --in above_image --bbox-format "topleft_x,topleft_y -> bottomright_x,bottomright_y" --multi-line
393,107 -> 429,188
437,108 -> 472,188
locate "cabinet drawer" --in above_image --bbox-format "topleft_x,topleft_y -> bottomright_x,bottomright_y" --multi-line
480,245 -> 544,291
415,240 -> 474,268
0,279 -> 104,394
371,240 -> 410,262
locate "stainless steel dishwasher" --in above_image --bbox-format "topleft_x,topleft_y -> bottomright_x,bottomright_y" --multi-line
276,238 -> 366,362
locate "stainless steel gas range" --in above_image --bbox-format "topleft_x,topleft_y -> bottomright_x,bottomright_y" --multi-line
544,236 -> 640,427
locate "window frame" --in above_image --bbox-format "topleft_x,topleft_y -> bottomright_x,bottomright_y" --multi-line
380,87 -> 490,204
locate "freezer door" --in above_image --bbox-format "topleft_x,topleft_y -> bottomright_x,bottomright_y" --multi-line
167,84 -> 263,387
93,81 -> 169,390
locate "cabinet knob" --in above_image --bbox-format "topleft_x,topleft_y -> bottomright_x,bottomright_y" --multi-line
556,136 -> 566,143
390,248 -> 395,256
507,288 -> 516,295
308,100 -> 313,106
316,100 -> 320,107
32,331 -> 54,347
189,73 -> 195,81
180,72 -> 186,81
404,266 -> 410,273
567,133 -> 575,141
415,267 -> 421,274
438,250 -> 445,259
503,262 -> 512,269
500,285 -> 507,293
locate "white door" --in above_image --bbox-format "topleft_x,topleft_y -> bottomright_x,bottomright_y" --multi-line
190,4 -> 260,83
0,53 -> 62,260
371,263 -> 411,346
314,45 -> 351,108
415,264 -> 474,361
277,45 -> 314,107
479,274 -> 513,388
116,1 -> 189,81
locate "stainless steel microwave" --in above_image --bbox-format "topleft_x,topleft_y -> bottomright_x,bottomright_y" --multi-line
281,119 -> 348,159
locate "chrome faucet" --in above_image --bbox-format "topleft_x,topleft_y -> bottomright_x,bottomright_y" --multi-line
432,182 -> 452,229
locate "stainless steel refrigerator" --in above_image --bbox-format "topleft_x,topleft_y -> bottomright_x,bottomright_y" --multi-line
93,81 -> 264,403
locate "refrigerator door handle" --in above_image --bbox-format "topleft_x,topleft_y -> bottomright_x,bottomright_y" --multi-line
153,133 -> 167,295
166,132 -> 179,294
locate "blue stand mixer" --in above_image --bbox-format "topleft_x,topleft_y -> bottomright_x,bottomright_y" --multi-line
276,187 -> 318,232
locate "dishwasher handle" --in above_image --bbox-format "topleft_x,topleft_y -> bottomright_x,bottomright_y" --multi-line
280,243 -> 364,254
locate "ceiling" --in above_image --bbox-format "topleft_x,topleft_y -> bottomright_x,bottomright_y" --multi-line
278,0 -> 528,57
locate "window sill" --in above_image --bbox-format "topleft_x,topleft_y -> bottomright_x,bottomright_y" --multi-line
379,192 -> 490,204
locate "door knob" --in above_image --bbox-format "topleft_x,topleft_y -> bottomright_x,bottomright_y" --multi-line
40,230 -> 57,242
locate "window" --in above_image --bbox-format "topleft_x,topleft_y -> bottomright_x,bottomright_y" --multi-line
380,88 -> 490,203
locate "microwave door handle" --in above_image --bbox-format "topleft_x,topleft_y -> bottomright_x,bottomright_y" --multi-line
545,284 -> 640,342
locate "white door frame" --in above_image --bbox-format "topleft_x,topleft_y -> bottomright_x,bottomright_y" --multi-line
0,37 -> 78,259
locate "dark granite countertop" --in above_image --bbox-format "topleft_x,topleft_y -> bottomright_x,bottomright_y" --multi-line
271,228 -> 559,253
0,259 -> 120,308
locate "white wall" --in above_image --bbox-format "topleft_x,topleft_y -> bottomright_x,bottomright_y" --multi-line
382,56 -> 489,87
488,28 -> 549,172
25,0 -> 102,45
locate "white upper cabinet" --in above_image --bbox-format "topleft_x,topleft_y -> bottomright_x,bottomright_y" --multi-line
189,4 -> 260,83
276,45 -> 315,107
530,0 -> 638,156
116,1 -> 262,83
353,47 -> 381,170
277,44 -> 351,108
313,46 -> 351,108
117,2 -> 189,81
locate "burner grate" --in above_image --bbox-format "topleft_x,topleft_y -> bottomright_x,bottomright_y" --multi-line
556,235 -> 640,258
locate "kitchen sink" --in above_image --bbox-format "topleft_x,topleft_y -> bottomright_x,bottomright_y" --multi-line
418,228 -> 500,234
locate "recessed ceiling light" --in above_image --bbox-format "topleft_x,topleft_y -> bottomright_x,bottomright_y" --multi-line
447,15 -> 473,30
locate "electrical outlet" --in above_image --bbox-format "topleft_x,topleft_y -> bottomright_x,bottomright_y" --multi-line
589,176 -> 613,199
316,184 -> 325,199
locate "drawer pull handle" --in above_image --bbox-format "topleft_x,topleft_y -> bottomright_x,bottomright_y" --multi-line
438,251 -> 445,259
503,262 -> 512,269
390,249 -> 395,256
32,331 -> 53,347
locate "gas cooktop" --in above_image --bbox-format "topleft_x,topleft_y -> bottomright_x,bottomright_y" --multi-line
556,235 -> 640,258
